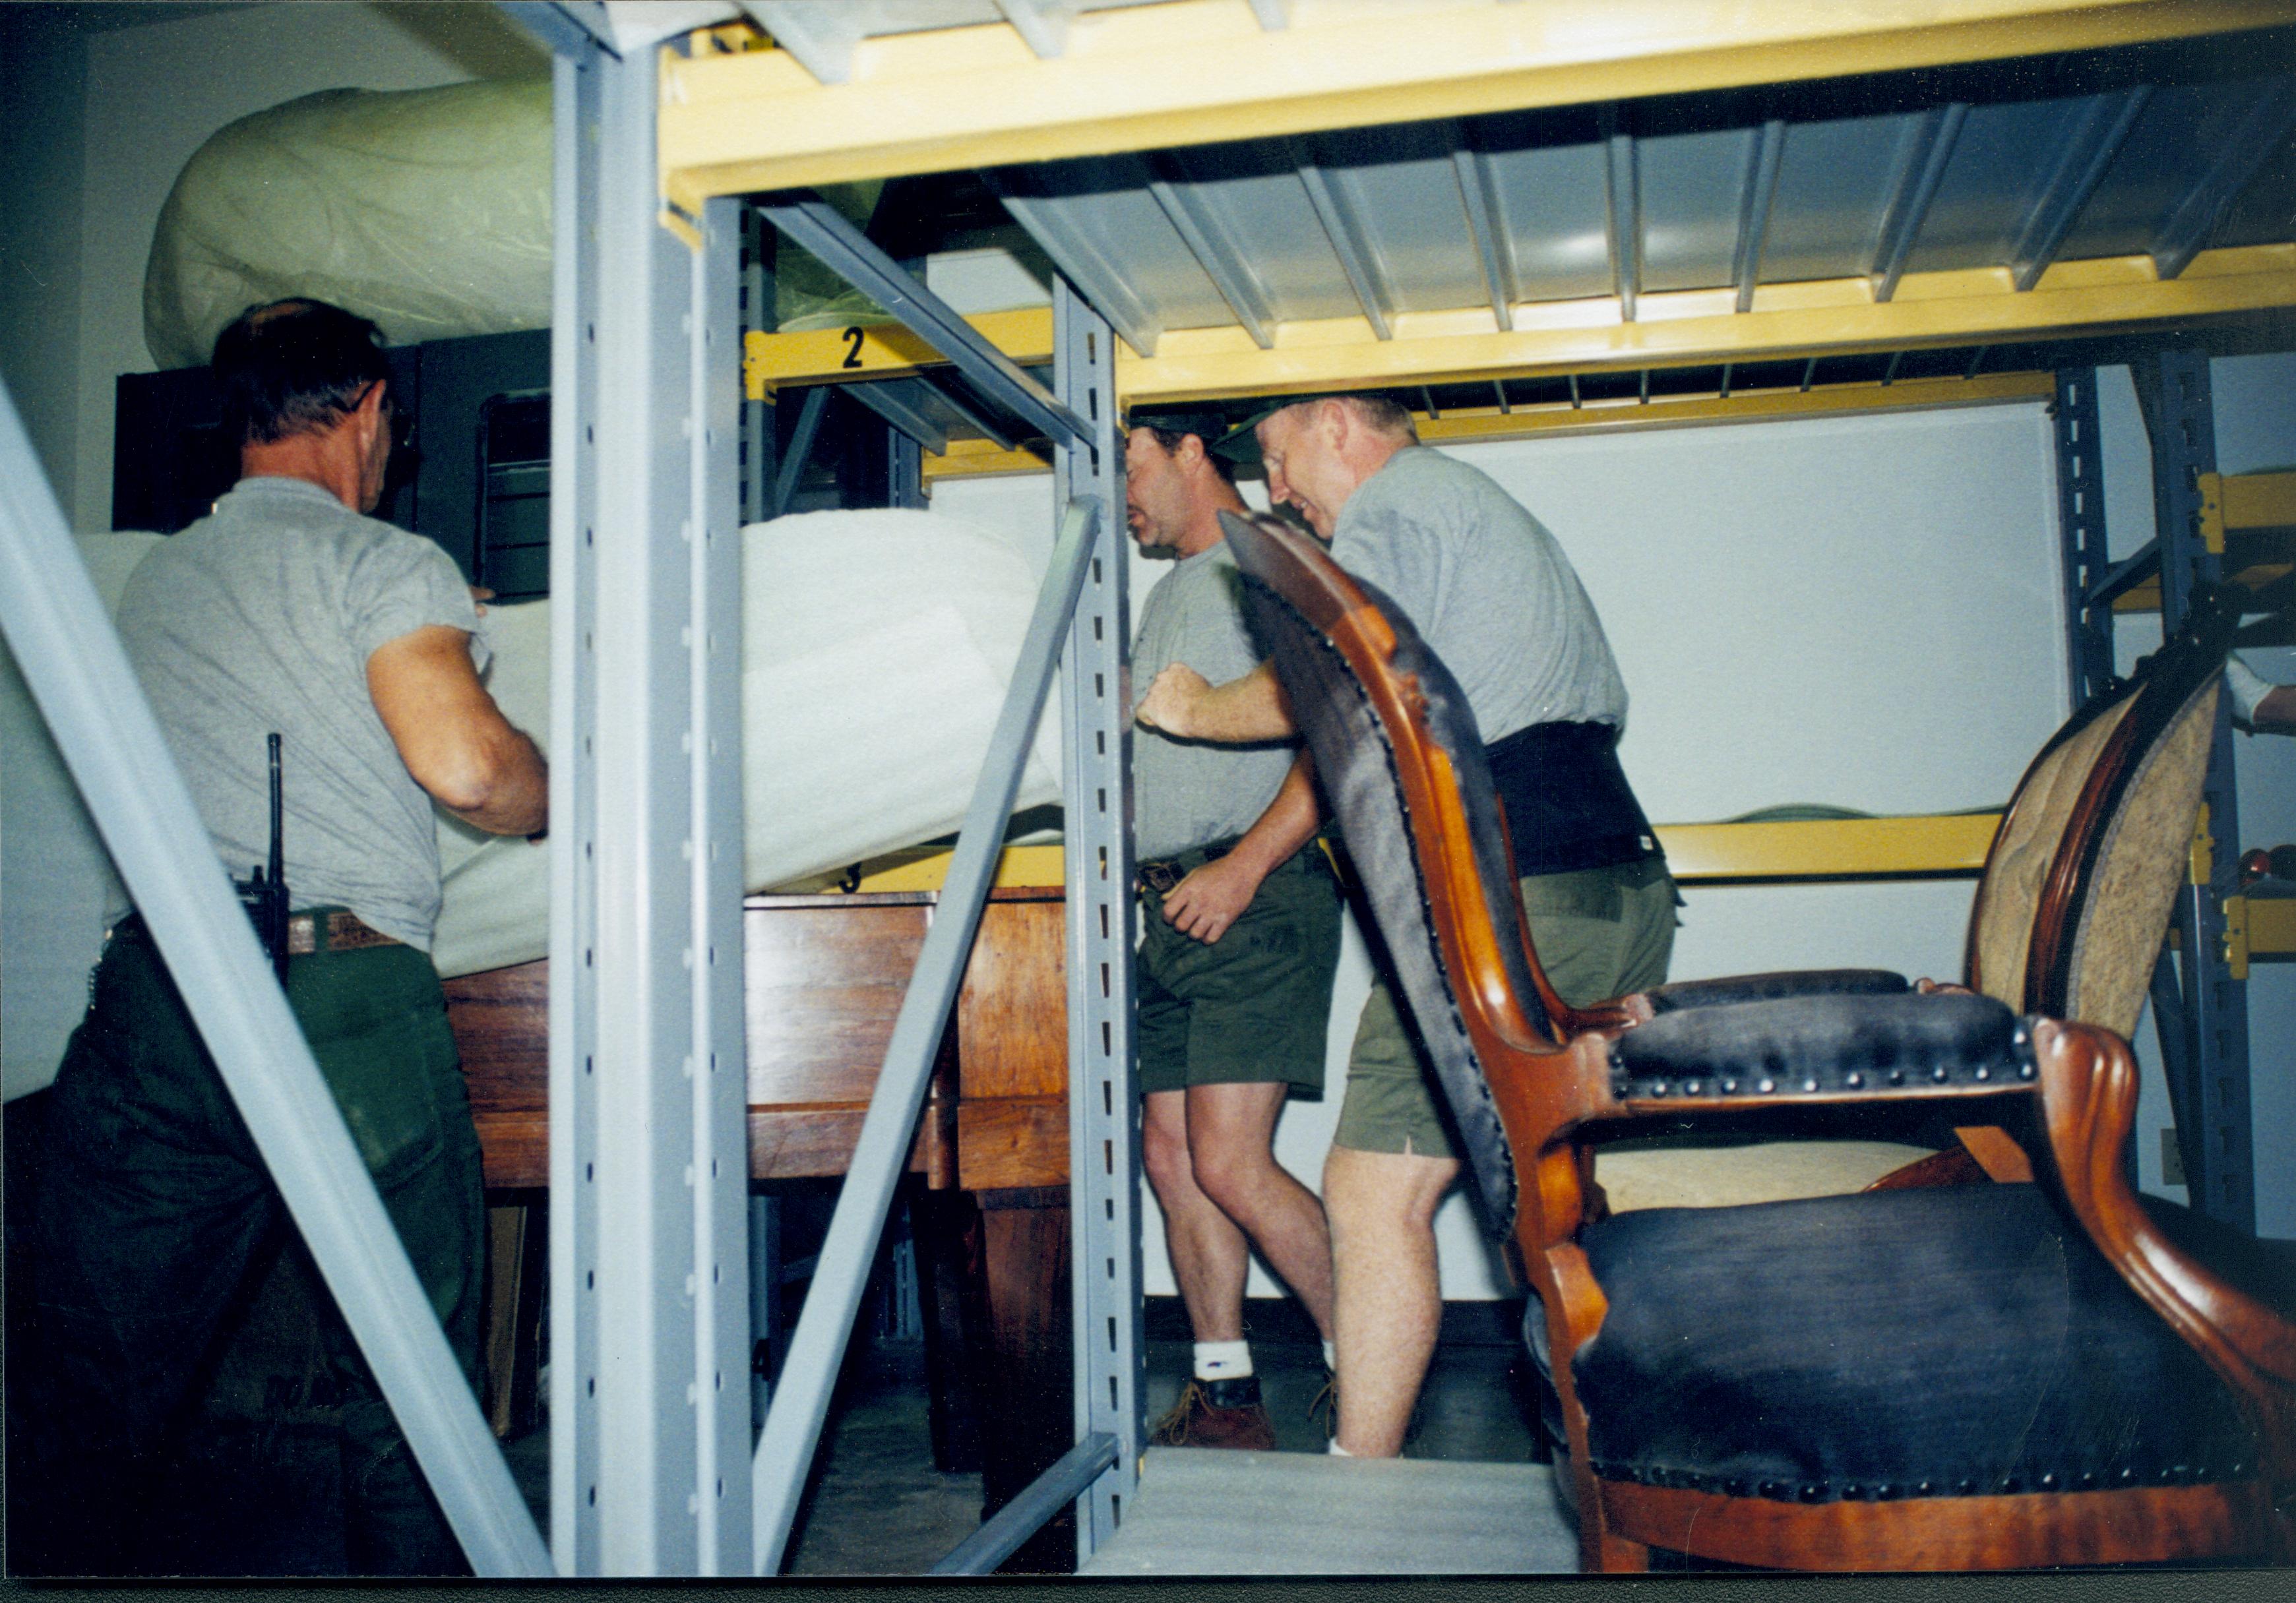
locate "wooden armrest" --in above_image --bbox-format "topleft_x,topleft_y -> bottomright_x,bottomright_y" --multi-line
1604,989 -> 2032,1107
2033,1019 -> 2296,1498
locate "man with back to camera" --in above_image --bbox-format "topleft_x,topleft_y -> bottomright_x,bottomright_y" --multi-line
23,298 -> 546,1575
1137,394 -> 1677,1460
1125,412 -> 1345,1450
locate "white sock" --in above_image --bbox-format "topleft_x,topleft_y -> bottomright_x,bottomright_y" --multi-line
1321,1339 -> 1337,1372
1194,1339 -> 1252,1382
1327,1439 -> 1353,1457
2228,653 -> 2274,721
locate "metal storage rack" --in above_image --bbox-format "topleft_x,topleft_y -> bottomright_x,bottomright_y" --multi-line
2058,353 -> 2295,1232
4,0 -> 2294,1583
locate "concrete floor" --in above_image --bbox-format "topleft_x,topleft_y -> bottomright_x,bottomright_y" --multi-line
755,1310 -> 1548,1575
489,1307 -> 1555,1575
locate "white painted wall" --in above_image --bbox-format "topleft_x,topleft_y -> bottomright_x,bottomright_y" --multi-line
937,397 -> 2072,1297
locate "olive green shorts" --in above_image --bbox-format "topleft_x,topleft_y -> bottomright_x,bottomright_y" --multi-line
1136,845 -> 1344,1097
1334,855 -> 1678,1157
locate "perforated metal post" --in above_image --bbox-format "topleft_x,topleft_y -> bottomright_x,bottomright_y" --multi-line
543,36 -> 604,1575
558,36 -> 753,1572
2137,348 -> 2253,1232
1053,276 -> 1142,1556
2053,369 -> 2114,706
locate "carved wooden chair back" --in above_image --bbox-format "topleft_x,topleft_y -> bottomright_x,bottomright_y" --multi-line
1966,591 -> 2237,1037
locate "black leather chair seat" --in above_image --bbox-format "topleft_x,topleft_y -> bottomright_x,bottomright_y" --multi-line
1644,969 -> 1909,1013
1551,1184 -> 2260,1503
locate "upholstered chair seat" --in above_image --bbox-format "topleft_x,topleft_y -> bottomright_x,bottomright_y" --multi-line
1557,1182 -> 2262,1506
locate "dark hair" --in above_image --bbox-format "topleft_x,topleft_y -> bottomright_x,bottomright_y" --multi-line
1140,424 -> 1238,486
212,299 -> 391,446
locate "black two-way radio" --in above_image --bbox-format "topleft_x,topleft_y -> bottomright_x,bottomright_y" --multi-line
237,733 -> 290,983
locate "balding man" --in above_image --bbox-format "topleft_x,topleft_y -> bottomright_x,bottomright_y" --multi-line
1138,394 -> 1675,1459
1126,413 -> 1343,1451
26,299 -> 544,1574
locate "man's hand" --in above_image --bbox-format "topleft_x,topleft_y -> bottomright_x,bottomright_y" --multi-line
469,585 -> 496,617
1161,853 -> 1268,944
1136,663 -> 1211,739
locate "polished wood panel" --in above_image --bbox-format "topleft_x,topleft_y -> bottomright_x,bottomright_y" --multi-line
441,887 -> 1070,1189
446,961 -> 548,1188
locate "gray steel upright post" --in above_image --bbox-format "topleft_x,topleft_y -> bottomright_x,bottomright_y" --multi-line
568,38 -> 753,1572
546,38 -> 605,1576
2053,369 -> 2114,707
2139,349 -> 2254,1232
1053,276 -> 1142,1555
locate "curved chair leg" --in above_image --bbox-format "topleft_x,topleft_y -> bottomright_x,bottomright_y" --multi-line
1592,1529 -> 1650,1572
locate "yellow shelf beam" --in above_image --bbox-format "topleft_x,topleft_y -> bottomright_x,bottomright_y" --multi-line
661,0 -> 2290,205
2249,893 -> 2296,959
743,249 -> 2296,407
833,814 -> 2004,894
921,437 -> 1053,482
743,308 -> 1053,397
904,374 -> 2056,480
1656,813 -> 2001,880
1117,247 -> 2296,402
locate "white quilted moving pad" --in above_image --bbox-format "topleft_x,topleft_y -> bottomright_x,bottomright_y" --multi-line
143,80 -> 552,371
435,508 -> 1065,975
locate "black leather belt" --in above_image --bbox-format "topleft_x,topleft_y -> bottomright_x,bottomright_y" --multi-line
1137,839 -> 1235,896
115,907 -> 402,955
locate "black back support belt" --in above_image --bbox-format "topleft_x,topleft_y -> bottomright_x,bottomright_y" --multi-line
1483,719 -> 1661,877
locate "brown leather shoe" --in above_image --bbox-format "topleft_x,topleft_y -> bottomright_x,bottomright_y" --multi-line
1150,1376 -> 1276,1451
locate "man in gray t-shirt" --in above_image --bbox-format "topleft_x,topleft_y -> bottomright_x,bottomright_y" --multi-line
24,300 -> 546,1577
1138,395 -> 1675,1461
1126,417 -> 1343,1453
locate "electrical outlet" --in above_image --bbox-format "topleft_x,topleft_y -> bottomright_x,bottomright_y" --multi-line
2161,1130 -> 2187,1187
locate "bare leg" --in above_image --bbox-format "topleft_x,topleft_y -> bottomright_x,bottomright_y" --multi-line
1142,1089 -> 1251,1341
1185,1081 -> 1334,1341
1323,1142 -> 1458,1457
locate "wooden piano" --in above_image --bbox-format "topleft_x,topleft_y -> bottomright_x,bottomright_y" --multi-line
441,884 -> 1080,1570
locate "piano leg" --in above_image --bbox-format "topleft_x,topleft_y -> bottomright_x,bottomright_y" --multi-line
914,1183 -> 1075,1573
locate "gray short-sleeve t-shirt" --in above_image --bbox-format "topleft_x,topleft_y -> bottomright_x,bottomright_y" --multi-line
1132,541 -> 1296,861
113,475 -> 488,950
1328,446 -> 1625,742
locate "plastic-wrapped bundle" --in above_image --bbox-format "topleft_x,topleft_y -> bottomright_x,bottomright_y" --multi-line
143,79 -> 554,371
142,79 -> 894,370
428,508 -> 1068,975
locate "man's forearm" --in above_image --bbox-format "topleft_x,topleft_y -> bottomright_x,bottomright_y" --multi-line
1201,662 -> 1295,742
1223,754 -> 1319,878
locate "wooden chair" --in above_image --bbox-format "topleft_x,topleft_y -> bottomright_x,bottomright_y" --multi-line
1220,509 -> 2295,1571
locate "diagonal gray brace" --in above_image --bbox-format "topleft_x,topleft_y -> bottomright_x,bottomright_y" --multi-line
927,1434 -> 1120,1575
759,197 -> 1093,448
749,496 -> 1102,1574
0,384 -> 551,1578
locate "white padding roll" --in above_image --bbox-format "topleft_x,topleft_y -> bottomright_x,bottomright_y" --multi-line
435,508 -> 1066,976
143,79 -> 552,371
